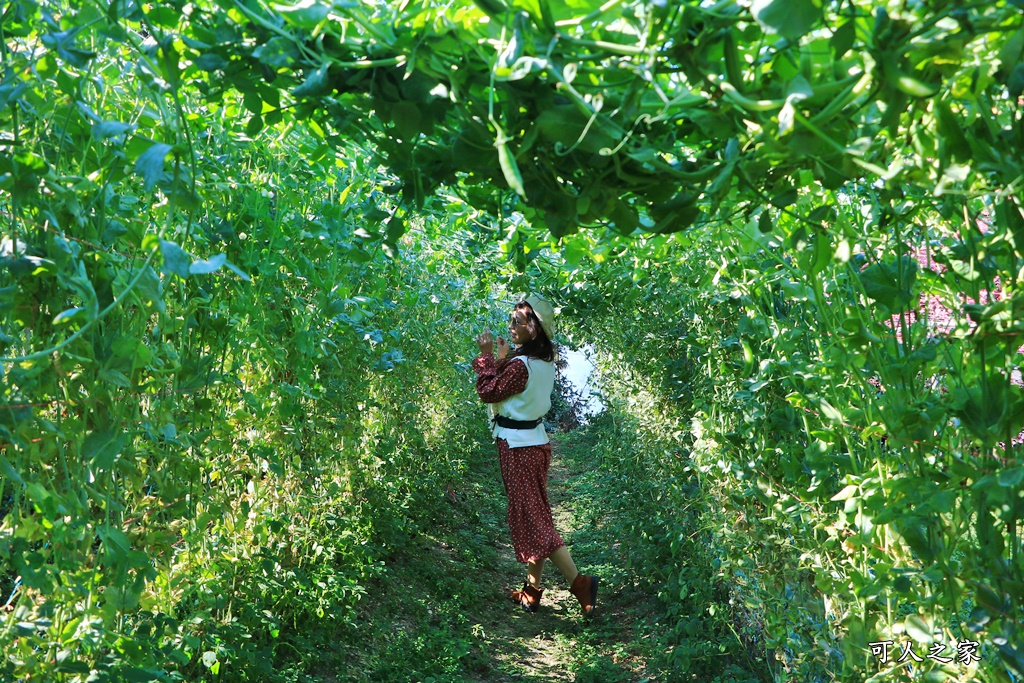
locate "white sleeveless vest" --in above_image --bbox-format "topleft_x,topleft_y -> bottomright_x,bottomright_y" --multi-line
487,355 -> 555,447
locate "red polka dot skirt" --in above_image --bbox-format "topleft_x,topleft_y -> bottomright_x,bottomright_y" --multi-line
497,438 -> 564,563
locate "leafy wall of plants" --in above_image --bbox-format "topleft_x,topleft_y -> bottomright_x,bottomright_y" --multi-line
0,3 -> 527,679
553,187 -> 1024,680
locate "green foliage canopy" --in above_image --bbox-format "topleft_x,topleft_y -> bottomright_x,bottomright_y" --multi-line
130,0 -> 1024,242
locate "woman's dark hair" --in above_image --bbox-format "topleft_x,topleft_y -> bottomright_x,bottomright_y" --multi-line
510,301 -> 556,362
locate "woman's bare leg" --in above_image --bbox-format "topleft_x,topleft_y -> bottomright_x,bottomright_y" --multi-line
527,559 -> 544,589
547,545 -> 579,584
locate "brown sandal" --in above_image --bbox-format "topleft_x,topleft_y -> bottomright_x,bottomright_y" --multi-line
508,583 -> 543,612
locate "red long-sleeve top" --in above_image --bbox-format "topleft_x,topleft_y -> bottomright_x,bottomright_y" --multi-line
473,353 -> 529,403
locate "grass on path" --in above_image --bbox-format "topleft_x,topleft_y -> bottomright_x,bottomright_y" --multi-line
314,414 -> 768,683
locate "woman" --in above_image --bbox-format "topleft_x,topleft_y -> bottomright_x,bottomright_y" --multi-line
472,294 -> 598,615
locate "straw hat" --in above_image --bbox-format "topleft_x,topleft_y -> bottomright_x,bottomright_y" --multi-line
523,294 -> 555,340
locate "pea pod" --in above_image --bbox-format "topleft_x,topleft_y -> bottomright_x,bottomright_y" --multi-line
498,12 -> 527,69
802,71 -> 863,107
715,77 -> 785,112
894,72 -> 938,98
933,98 -> 970,163
809,71 -> 871,125
742,339 -> 755,375
723,28 -> 745,93
809,228 -> 832,276
536,0 -> 555,34
800,46 -> 814,81
878,87 -> 906,137
879,51 -> 937,98
494,124 -> 526,199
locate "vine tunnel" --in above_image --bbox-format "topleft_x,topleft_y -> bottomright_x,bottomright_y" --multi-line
2,0 -> 1024,681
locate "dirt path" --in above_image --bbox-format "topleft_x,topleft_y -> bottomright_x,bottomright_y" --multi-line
466,436 -> 656,682
323,427 -> 669,682
317,422 -> 768,682
468,445 -> 575,682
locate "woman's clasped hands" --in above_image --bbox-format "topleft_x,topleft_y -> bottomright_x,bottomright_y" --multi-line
476,327 -> 509,360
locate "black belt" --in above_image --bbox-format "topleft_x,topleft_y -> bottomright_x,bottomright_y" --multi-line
492,414 -> 542,430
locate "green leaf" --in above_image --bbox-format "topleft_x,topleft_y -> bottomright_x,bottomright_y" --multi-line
892,575 -> 912,593
536,105 -> 618,155
830,20 -> 855,58
904,615 -> 934,643
160,240 -> 191,279
55,660 -> 92,674
99,526 -> 131,558
934,99 -> 970,163
1008,63 -> 1024,101
562,240 -> 587,266
780,278 -> 814,302
998,27 -> 1024,79
121,668 -> 162,682
25,483 -> 51,508
953,378 -> 1008,441
858,257 -> 918,312
610,199 -> 639,234
92,120 -> 134,140
146,6 -> 179,27
0,456 -> 24,485
134,142 -> 172,192
98,368 -> 131,388
41,29 -> 97,67
648,191 -> 700,233
819,399 -> 842,423
189,253 -> 227,275
253,37 -> 299,70
292,62 -> 331,98
391,102 -> 422,140
998,199 -> 1024,257
104,585 -> 141,611
998,467 -> 1024,488
386,217 -> 406,244
273,0 -> 329,29
751,0 -> 820,41
896,516 -> 934,563
769,187 -> 798,208
66,262 -> 99,319
103,219 -> 128,244
243,88 -> 263,116
52,307 -> 86,325
831,484 -> 858,501
83,430 -> 124,470
224,261 -> 251,281
133,265 -> 163,304
194,53 -> 228,72
471,0 -> 507,18
246,114 -> 263,137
